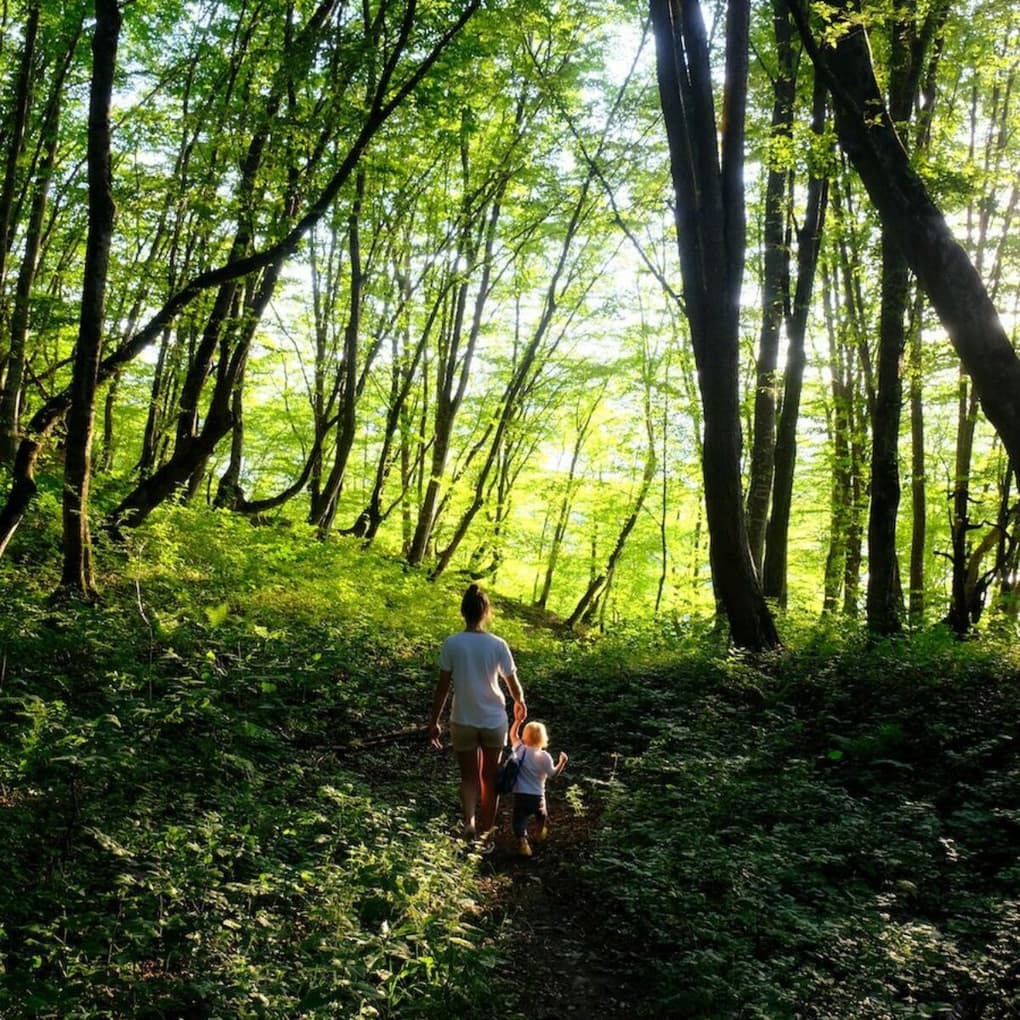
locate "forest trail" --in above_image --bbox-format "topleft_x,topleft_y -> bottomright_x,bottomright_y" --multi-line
478,789 -> 643,1019
356,731 -> 644,1018
373,730 -> 644,1015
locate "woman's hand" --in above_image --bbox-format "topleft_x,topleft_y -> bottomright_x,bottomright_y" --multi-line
514,699 -> 527,722
428,721 -> 443,749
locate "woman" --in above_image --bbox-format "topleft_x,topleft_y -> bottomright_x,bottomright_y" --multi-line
428,584 -> 526,839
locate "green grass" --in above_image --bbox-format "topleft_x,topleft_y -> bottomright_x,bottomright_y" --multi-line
1,506 -> 1019,1017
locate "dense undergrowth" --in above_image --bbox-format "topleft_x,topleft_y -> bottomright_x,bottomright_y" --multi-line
1,506 -> 1019,1017
576,640 -> 1020,1018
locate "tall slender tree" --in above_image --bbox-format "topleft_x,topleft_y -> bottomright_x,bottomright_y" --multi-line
651,0 -> 779,649
59,0 -> 120,594
761,70 -> 829,605
746,0 -> 796,574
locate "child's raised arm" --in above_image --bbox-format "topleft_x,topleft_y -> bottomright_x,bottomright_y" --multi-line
553,751 -> 568,776
509,716 -> 524,748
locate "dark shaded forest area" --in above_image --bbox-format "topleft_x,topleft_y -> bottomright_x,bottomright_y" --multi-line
1,0 -> 1020,1015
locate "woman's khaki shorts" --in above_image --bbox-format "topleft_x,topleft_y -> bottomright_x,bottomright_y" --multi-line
449,722 -> 507,752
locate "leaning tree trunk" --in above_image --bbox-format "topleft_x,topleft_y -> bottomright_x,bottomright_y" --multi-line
791,0 -> 1020,472
945,54 -> 1011,635
59,0 -> 120,594
652,0 -> 779,650
110,260 -> 282,530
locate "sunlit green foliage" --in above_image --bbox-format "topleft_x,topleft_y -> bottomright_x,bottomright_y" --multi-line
0,514 -> 507,1017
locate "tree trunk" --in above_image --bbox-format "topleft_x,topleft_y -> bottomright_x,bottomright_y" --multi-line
213,377 -> 245,509
136,327 -> 175,480
406,179 -> 502,566
652,0 -> 779,650
943,56 -> 1012,635
567,412 -> 657,631
355,310 -> 426,543
864,1 -> 938,636
825,171 -> 871,618
59,0 -> 120,594
431,175 -> 591,580
746,0 -> 795,572
537,398 -> 598,609
994,461 -> 1020,619
0,94 -> 56,464
97,369 -> 119,474
907,296 -> 926,626
0,1 -> 38,301
312,171 -> 366,537
866,232 -> 908,635
761,72 -> 828,604
821,260 -> 851,613
110,260 -> 281,530
0,10 -> 78,465
843,406 -> 867,618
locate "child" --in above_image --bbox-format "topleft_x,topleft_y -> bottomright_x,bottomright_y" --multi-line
507,717 -> 568,857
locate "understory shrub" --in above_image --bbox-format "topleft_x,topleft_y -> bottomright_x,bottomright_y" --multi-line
582,641 -> 1020,1017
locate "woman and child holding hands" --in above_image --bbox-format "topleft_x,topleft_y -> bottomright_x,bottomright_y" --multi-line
428,584 -> 567,855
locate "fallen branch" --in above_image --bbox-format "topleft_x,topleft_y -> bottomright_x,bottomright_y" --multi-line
342,724 -> 429,753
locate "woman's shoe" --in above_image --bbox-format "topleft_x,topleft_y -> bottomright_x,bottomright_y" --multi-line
517,836 -> 532,857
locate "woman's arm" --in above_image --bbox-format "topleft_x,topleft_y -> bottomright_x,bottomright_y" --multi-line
504,670 -> 527,722
428,669 -> 452,748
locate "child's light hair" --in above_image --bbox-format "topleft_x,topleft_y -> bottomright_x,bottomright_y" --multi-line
522,721 -> 549,749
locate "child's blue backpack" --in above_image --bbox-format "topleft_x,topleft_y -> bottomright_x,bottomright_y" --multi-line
495,746 -> 525,795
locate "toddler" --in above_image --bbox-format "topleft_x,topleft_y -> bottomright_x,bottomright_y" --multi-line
507,717 -> 568,856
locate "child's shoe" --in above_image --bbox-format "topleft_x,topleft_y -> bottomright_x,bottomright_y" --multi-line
517,836 -> 532,857
535,822 -> 549,843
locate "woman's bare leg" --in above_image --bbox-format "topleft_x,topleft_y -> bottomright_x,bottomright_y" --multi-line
456,749 -> 481,835
476,745 -> 502,833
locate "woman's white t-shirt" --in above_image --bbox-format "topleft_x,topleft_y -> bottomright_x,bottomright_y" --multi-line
439,630 -> 516,729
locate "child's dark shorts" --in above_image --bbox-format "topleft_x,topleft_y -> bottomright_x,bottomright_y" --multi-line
512,792 -> 547,837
